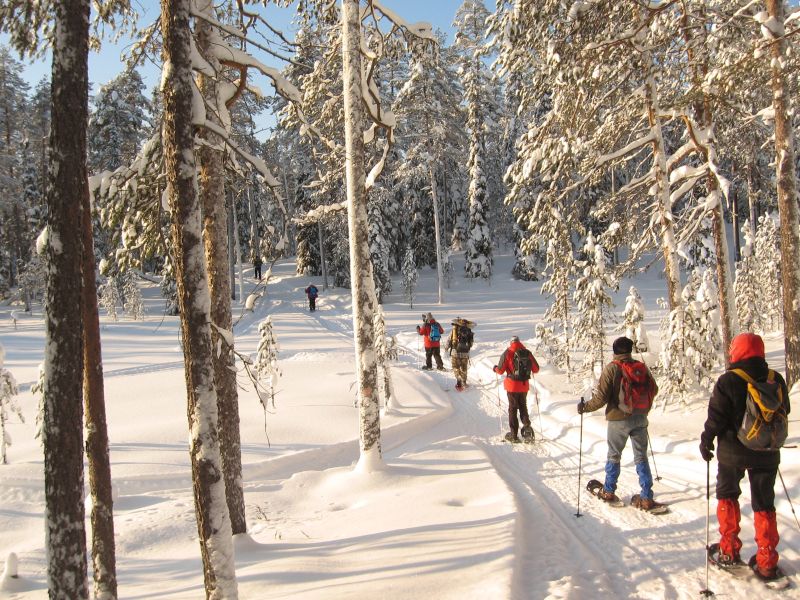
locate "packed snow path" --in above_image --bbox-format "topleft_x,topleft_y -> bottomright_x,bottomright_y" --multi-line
0,255 -> 798,598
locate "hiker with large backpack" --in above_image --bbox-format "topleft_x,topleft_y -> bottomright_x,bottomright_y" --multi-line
700,333 -> 790,584
493,336 -> 539,442
416,312 -> 445,370
578,336 -> 663,511
446,317 -> 475,391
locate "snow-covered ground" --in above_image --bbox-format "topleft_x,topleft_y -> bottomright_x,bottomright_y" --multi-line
0,254 -> 798,599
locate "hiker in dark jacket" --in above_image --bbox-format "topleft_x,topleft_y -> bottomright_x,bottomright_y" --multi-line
700,332 -> 790,580
493,336 -> 539,442
304,284 -> 319,312
416,312 -> 444,370
578,336 -> 660,510
253,255 -> 263,280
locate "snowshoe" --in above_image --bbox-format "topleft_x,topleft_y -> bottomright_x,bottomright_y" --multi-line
504,432 -> 521,444
455,381 -> 464,391
707,543 -> 749,577
520,425 -> 535,444
630,494 -> 669,515
586,479 -> 624,507
748,555 -> 791,590
420,365 -> 433,371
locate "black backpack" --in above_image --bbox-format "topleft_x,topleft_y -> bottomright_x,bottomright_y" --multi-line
511,349 -> 533,381
456,326 -> 473,353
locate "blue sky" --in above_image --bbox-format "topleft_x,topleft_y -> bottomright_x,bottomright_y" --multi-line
12,0 -> 482,94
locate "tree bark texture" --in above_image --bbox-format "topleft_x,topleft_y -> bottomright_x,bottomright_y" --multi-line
643,51 -> 682,311
161,0 -> 239,596
341,0 -> 382,457
196,8 -> 247,536
767,0 -> 800,386
43,1 -> 90,597
82,174 -> 118,599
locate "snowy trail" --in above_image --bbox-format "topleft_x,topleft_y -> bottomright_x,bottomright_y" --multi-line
397,330 -> 799,598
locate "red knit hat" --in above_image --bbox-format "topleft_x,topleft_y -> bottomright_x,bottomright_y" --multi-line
728,333 -> 765,363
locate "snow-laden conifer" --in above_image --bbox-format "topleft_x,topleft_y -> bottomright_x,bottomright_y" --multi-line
622,286 -> 649,353
572,232 -> 615,382
402,246 -> 418,309
255,317 -> 281,411
373,305 -> 396,413
0,344 -> 22,465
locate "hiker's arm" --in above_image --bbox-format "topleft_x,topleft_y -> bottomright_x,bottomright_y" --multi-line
584,362 -> 616,412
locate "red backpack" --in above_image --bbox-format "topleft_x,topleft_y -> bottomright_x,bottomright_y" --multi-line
614,360 -> 655,415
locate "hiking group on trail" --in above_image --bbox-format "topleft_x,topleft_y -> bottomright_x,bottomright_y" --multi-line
411,321 -> 790,586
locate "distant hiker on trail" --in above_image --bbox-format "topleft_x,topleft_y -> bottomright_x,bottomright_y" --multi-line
446,317 -> 475,391
493,336 -> 538,443
700,332 -> 790,583
416,312 -> 444,371
305,284 -> 319,312
253,255 -> 263,280
578,336 -> 663,512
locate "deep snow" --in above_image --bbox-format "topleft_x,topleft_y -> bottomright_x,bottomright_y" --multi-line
0,254 -> 798,599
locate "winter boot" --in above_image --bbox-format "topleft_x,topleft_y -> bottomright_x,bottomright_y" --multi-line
753,510 -> 779,577
717,498 -> 742,562
504,432 -> 520,443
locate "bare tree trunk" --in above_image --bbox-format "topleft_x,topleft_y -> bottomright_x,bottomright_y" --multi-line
82,175 -> 117,599
732,187 -> 741,262
161,0 -> 238,596
195,7 -> 246,536
643,53 -> 682,310
247,183 -> 259,262
317,219 -> 328,290
767,0 -> 800,386
342,0 -> 381,461
43,0 -> 90,597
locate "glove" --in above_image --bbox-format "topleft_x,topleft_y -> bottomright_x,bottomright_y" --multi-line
493,366 -> 501,374
699,440 -> 714,462
416,325 -> 421,333
577,400 -> 586,414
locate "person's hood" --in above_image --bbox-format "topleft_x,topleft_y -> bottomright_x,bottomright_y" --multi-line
729,333 -> 765,364
509,340 -> 525,353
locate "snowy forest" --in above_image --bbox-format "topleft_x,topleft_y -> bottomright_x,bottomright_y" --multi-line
0,0 -> 799,598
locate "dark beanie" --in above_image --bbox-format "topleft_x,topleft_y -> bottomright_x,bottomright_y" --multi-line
612,336 -> 633,355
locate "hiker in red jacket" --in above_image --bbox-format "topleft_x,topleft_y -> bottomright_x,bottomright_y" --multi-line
701,333 -> 790,582
493,336 -> 539,442
416,312 -> 444,371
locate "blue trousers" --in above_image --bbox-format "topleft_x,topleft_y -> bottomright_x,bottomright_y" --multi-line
603,414 -> 654,500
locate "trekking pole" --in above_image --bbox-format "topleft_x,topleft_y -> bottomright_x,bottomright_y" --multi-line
576,396 -> 585,518
532,374 -> 544,438
647,432 -> 661,481
778,468 -> 800,532
700,461 -> 714,597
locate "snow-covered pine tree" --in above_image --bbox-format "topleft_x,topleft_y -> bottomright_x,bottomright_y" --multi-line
87,67 -> 150,174
0,343 -> 22,464
754,212 -> 782,332
540,216 -> 575,378
373,305 -> 396,412
120,271 -> 144,320
368,185 -> 392,304
572,232 -> 615,382
402,246 -> 418,309
99,275 -> 121,321
255,317 -> 281,410
734,218 -> 760,332
622,286 -> 649,353
454,0 -> 494,280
